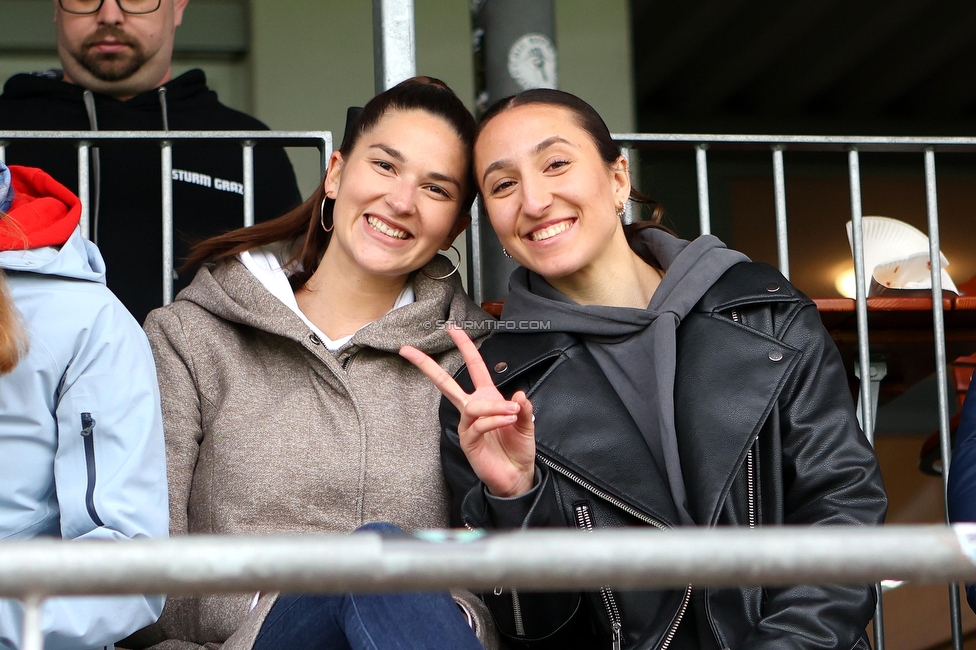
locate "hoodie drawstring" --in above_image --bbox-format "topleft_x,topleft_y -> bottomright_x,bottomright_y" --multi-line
79,87 -> 171,246
157,86 -> 170,131
82,90 -> 101,245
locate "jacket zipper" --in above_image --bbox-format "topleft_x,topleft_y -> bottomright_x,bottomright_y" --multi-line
80,413 -> 105,527
468,521 -> 527,636
510,588 -> 526,636
574,503 -> 624,650
747,444 -> 756,529
730,308 -> 740,323
537,455 -> 692,650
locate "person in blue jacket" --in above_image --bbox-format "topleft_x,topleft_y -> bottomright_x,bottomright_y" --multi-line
0,161 -> 168,650
948,376 -> 976,613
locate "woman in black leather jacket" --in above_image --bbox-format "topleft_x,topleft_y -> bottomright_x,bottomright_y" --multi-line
401,89 -> 887,650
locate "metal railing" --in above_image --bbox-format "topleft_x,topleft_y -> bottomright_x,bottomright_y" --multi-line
3,130 -> 973,648
0,131 -> 333,305
624,134 -> 971,650
4,526 -> 976,650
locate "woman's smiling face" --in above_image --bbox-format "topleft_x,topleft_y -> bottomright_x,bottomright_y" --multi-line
323,108 -> 470,280
474,103 -> 630,283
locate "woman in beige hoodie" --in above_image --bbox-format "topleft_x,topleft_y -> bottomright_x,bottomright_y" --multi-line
140,78 -> 494,650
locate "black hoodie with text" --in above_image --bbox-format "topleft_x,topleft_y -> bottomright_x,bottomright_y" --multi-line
0,68 -> 303,322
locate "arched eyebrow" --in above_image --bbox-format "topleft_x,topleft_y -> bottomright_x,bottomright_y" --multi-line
480,136 -> 574,185
370,143 -> 461,189
370,144 -> 405,161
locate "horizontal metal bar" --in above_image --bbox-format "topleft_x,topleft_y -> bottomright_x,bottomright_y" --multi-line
1,526 -> 975,599
611,132 -> 976,153
0,131 -> 332,149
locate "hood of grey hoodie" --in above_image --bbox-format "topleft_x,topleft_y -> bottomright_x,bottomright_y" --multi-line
502,229 -> 750,525
0,227 -> 105,284
172,247 -> 493,356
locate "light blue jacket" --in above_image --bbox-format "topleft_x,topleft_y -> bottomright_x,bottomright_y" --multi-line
0,229 -> 167,650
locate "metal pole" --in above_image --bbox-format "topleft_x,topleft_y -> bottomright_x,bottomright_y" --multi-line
372,0 -> 416,93
0,142 -> 6,163
468,199 -> 484,307
696,144 -> 711,236
242,141 -> 255,228
320,136 -> 331,180
848,149 -> 874,443
77,143 -> 91,240
621,146 -> 634,225
161,142 -> 174,306
924,148 -> 964,650
772,146 -> 790,280
21,596 -> 43,650
848,147 -> 885,650
471,0 -> 557,302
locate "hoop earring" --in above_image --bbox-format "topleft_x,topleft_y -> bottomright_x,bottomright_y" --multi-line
616,203 -> 626,219
502,247 -> 513,258
320,197 -> 334,233
422,245 -> 461,280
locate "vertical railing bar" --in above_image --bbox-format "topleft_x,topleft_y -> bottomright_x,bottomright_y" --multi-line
21,595 -> 43,650
849,148 -> 873,442
695,144 -> 711,235
621,146 -> 634,225
469,199 -> 483,306
77,143 -> 91,240
0,141 -> 6,163
873,584 -> 886,650
924,148 -> 964,650
242,141 -> 255,228
772,145 -> 790,280
849,147 -> 885,650
161,141 -> 174,306
319,136 -> 330,180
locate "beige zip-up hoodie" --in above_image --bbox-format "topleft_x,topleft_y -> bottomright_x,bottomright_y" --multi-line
139,252 -> 493,649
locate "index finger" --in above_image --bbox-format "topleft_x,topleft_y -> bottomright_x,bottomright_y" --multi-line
399,345 -> 469,410
445,325 -> 496,390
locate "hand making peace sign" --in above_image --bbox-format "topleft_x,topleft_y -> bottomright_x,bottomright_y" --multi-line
400,325 -> 537,499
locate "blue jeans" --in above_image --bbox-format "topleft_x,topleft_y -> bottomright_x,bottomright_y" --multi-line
251,524 -> 483,650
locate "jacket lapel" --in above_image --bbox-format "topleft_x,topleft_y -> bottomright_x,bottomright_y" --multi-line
675,314 -> 799,525
481,334 -> 682,527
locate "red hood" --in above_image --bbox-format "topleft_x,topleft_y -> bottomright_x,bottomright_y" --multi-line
0,165 -> 81,251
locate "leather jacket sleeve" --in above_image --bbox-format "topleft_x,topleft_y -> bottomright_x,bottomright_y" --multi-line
440,407 -> 587,644
733,301 -> 887,650
947,375 -> 976,613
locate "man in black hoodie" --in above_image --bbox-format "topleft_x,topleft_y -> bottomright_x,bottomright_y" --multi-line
0,0 -> 302,322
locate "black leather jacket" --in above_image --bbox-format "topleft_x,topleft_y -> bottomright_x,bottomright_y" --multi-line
441,263 -> 887,650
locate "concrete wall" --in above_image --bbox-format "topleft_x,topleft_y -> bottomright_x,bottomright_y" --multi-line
249,0 -> 635,197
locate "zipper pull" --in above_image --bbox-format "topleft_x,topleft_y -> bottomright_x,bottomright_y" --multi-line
612,621 -> 622,650
81,413 -> 95,436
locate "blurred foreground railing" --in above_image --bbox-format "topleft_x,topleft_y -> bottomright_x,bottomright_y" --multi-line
4,526 -> 976,649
